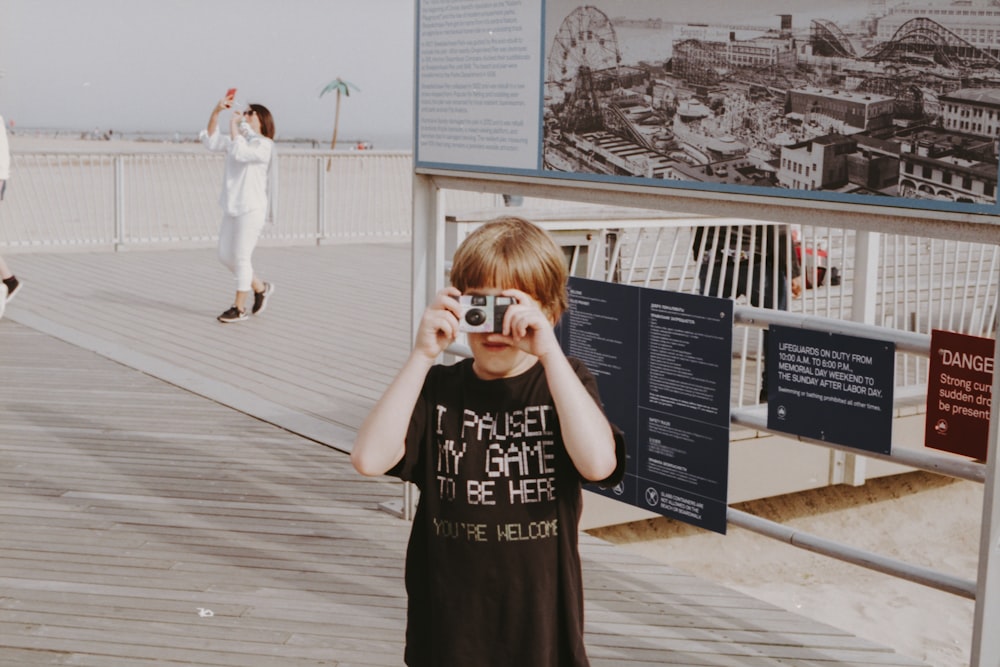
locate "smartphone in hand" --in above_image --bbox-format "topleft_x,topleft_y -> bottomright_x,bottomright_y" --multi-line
225,88 -> 237,100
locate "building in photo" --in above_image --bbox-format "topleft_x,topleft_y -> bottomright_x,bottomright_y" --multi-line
787,87 -> 896,133
896,126 -> 998,203
778,134 -> 857,191
939,88 -> 1000,138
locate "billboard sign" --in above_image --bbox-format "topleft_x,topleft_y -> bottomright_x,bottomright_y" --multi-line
416,0 -> 1000,217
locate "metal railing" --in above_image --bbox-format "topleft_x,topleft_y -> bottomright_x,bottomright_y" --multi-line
448,206 -> 999,409
606,221 -> 1000,404
414,171 -> 1000,666
729,304 -> 982,600
0,149 -> 486,249
6,147 -> 998,419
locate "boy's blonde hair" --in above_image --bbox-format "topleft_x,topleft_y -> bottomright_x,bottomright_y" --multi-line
450,216 -> 569,321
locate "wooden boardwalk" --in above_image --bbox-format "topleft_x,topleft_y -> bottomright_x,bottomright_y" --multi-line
0,243 -> 928,666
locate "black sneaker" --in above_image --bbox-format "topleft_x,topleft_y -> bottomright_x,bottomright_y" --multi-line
4,278 -> 21,302
252,282 -> 274,315
217,306 -> 248,323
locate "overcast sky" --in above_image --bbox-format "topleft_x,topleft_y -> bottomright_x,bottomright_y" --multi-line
0,0 -> 891,147
0,0 -> 415,147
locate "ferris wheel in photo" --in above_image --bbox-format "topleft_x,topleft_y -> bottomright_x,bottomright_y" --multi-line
546,5 -> 622,94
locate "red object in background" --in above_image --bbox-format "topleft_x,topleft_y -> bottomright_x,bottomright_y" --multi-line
795,242 -> 828,288
792,228 -> 838,289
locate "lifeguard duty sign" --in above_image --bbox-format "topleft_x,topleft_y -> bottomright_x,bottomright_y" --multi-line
767,326 -> 896,453
925,329 -> 994,461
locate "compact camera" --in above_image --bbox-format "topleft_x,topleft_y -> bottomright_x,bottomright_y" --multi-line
458,295 -> 516,333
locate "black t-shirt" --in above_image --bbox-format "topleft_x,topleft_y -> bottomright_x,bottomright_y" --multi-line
390,357 -> 625,667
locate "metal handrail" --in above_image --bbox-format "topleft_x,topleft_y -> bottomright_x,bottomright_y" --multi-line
728,507 -> 977,599
415,175 -> 1000,664
733,404 -> 985,483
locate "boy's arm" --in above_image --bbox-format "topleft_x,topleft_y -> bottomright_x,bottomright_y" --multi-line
351,351 -> 436,476
502,289 -> 618,482
540,350 -> 619,482
351,287 -> 463,476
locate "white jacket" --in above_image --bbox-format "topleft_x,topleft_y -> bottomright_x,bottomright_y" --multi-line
0,115 -> 10,181
199,128 -> 273,219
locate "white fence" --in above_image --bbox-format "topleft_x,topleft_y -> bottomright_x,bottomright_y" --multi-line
610,222 -> 1000,400
449,205 -> 1000,407
0,149 -> 444,248
4,145 -> 998,406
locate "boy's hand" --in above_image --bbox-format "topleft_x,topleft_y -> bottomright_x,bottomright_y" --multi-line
413,287 -> 461,360
497,288 -> 561,361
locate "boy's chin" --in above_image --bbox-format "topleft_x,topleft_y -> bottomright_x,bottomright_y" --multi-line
471,347 -> 536,379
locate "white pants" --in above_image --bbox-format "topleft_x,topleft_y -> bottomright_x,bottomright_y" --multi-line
217,209 -> 266,292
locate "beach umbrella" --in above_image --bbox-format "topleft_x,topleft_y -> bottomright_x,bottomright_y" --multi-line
320,77 -> 360,171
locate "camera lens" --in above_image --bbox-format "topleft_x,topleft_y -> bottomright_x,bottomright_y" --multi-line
465,309 -> 487,326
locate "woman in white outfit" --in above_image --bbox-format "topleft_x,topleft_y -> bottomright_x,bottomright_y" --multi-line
200,97 -> 276,323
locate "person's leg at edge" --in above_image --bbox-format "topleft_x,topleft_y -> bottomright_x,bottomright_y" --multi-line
0,180 -> 19,302
0,254 -> 22,300
217,215 -> 237,284
229,210 -> 267,314
217,214 -> 247,322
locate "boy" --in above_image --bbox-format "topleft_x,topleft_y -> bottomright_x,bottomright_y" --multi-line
352,216 -> 625,666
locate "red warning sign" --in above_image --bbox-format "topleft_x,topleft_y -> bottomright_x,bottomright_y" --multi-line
925,329 -> 994,461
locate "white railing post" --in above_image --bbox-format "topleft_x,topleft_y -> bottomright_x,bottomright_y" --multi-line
376,171 -> 443,521
114,155 -> 125,251
316,156 -> 326,244
971,280 -> 1000,666
832,229 -> 881,486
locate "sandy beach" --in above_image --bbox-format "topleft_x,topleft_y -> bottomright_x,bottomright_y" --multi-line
590,470 -> 982,667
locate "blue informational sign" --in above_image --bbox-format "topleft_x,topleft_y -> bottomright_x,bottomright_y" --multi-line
767,325 -> 896,453
557,277 -> 733,533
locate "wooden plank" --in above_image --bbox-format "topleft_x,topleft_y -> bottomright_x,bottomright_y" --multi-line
0,249 -> 931,666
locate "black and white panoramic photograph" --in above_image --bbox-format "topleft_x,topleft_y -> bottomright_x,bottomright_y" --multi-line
543,0 -> 1000,207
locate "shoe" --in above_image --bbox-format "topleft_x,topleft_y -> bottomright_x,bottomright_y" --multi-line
217,306 -> 247,323
252,282 -> 274,315
4,278 -> 21,302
